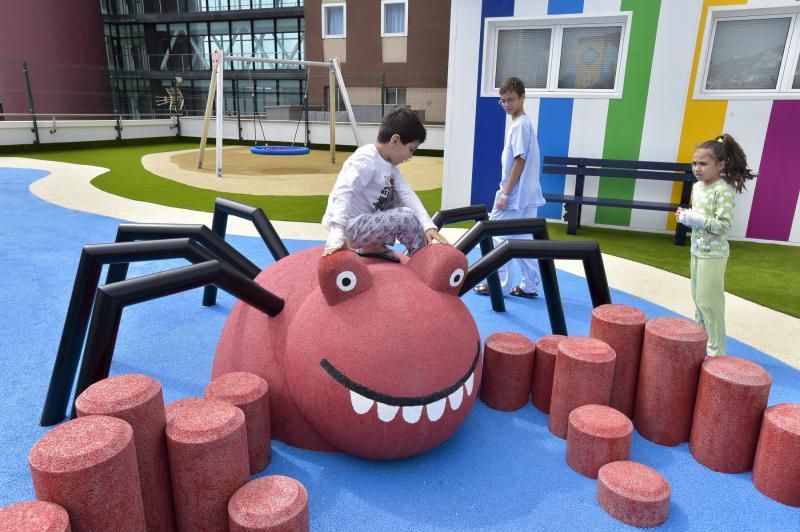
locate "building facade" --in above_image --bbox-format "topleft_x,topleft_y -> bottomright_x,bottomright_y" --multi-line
0,2 -> 111,117
304,0 -> 450,123
100,0 -> 307,120
444,0 -> 800,244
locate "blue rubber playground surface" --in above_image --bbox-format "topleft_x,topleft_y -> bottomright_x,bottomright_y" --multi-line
1,166 -> 798,530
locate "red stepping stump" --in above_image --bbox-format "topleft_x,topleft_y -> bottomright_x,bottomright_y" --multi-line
752,403 -> 800,507
480,332 -> 536,411
566,404 -> 633,479
228,475 -> 310,532
548,337 -> 616,439
634,317 -> 707,446
530,334 -> 566,414
75,373 -> 176,531
205,371 -> 272,474
689,357 -> 772,473
28,415 -> 145,532
589,304 -> 647,419
0,501 -> 71,531
166,397 -> 251,532
597,460 -> 670,528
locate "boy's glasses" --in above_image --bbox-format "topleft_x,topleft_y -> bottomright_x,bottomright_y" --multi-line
498,97 -> 518,106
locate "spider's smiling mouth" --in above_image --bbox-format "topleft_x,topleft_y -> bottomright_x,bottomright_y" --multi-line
319,341 -> 480,424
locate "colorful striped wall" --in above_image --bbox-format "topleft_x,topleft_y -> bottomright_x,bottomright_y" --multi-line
444,0 -> 800,244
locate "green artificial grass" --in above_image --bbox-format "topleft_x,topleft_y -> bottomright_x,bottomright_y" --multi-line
19,141 -> 446,223
545,224 -> 800,319
11,141 -> 800,318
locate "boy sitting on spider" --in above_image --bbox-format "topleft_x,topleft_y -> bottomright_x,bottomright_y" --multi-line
322,108 -> 449,262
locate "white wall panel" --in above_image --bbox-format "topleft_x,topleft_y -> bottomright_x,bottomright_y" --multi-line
442,0 -> 483,209
568,99 -> 609,224
632,0 -> 700,231
722,100 -> 772,238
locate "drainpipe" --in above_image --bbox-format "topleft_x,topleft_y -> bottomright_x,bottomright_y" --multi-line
22,61 -> 40,145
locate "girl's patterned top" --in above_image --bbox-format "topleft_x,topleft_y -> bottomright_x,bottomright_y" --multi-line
690,178 -> 735,258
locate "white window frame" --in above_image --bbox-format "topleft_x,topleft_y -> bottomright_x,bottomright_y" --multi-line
384,87 -> 407,105
322,2 -> 346,39
381,0 -> 408,37
481,12 -> 632,99
694,4 -> 800,100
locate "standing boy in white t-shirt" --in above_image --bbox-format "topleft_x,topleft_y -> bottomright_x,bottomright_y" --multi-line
474,76 -> 545,297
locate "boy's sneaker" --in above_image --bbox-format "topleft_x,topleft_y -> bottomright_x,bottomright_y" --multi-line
510,286 -> 537,299
473,284 -> 490,296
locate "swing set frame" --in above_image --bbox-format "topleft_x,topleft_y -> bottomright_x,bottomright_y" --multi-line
197,50 -> 362,177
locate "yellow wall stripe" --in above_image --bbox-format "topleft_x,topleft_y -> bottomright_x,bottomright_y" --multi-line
668,0 -> 747,230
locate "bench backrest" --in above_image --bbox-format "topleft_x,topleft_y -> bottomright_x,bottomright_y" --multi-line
543,156 -> 694,183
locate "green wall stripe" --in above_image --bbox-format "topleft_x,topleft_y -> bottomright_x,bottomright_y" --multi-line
595,0 -> 661,226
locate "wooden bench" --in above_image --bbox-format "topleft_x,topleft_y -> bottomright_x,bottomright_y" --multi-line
542,156 -> 695,245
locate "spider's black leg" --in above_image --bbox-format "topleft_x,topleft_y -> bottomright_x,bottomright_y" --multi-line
67,259 -> 283,420
431,205 -> 505,312
203,197 -> 290,306
462,239 -> 612,336
43,238 -> 227,426
454,217 -> 559,314
105,223 -> 261,305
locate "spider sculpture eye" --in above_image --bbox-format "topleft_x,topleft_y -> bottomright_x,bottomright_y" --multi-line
449,268 -> 465,288
336,271 -> 357,292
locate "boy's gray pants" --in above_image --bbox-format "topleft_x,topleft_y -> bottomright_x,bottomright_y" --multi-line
345,207 -> 427,254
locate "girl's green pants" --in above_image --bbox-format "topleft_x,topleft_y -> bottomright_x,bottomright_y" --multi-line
690,254 -> 727,356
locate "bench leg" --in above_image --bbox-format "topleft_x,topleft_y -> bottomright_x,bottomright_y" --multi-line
674,224 -> 689,246
567,203 -> 579,235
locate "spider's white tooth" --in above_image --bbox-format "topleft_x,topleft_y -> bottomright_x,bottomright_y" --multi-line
376,402 -> 399,422
426,398 -> 446,421
350,390 -> 374,415
402,405 -> 423,424
465,373 -> 474,396
448,387 -> 464,410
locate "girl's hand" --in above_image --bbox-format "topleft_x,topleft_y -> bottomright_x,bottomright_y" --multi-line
678,209 -> 706,228
496,195 -> 507,211
425,228 -> 449,245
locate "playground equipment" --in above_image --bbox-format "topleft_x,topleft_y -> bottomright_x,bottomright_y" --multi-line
197,50 -> 362,176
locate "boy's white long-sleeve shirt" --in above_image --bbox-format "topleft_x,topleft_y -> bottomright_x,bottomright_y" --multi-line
322,143 -> 436,232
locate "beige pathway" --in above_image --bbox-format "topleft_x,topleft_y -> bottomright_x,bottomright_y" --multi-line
6,156 -> 798,369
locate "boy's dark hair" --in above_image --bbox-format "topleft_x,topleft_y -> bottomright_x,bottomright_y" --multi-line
500,76 -> 525,97
377,107 -> 426,144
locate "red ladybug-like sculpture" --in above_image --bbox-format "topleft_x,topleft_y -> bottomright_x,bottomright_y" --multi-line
213,244 -> 482,460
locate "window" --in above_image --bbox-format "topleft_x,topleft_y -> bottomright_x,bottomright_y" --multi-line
382,0 -> 408,37
495,29 -> 551,90
696,5 -> 800,99
384,87 -> 406,105
482,13 -> 631,98
384,87 -> 407,105
323,3 -> 346,38
794,52 -> 800,89
276,18 -> 302,63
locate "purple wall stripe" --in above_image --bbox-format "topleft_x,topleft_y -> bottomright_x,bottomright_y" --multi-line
746,100 -> 800,241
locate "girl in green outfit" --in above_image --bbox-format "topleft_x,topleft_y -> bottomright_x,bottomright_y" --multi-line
676,134 -> 756,356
